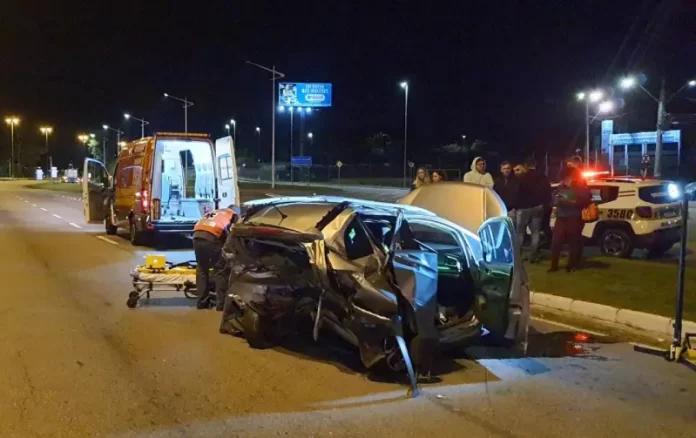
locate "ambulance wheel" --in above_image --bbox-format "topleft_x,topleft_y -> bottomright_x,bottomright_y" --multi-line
129,221 -> 149,246
243,309 -> 270,349
105,214 -> 117,235
599,229 -> 633,258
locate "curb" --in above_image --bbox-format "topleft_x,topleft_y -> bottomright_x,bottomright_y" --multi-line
531,292 -> 696,337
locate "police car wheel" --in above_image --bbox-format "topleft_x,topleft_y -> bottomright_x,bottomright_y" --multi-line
599,229 -> 634,258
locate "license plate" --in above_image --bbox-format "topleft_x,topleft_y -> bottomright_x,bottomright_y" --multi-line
662,210 -> 677,218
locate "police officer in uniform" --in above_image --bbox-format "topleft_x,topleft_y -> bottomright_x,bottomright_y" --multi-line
193,206 -> 238,310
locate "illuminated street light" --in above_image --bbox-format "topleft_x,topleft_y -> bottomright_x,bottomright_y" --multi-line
103,124 -> 124,161
598,100 -> 615,113
689,80 -> 696,87
77,134 -> 89,144
620,77 -> 636,90
39,126 -> 53,170
576,89 -> 604,164
246,60 -> 285,188
576,92 -> 586,101
306,107 -> 312,114
163,92 -> 194,133
255,127 -> 261,160
5,116 -> 20,178
589,90 -> 603,102
89,133 -> 96,139
225,124 -> 230,136
229,119 -> 236,144
124,113 -> 149,138
400,81 -> 409,188
255,126 -> 260,133
278,105 -> 285,112
307,132 -> 313,139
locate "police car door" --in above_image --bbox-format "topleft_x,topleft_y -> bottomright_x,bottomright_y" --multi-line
214,136 -> 240,208
82,158 -> 110,223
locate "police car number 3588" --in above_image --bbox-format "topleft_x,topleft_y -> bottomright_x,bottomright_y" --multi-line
605,209 -> 633,219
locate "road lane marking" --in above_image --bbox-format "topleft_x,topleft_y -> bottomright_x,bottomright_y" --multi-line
68,222 -> 82,229
32,204 -> 37,207
40,208 -> 48,212
531,316 -> 607,337
52,214 -> 62,219
96,236 -> 119,246
24,200 -> 29,203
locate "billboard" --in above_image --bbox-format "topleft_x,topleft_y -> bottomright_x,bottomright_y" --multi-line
279,82 -> 332,108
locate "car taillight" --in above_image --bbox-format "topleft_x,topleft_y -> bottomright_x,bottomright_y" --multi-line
635,206 -> 652,218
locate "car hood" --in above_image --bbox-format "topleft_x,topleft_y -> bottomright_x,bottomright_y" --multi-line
398,182 -> 507,232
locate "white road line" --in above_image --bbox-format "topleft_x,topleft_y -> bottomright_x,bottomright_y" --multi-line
96,236 -> 119,246
531,316 -> 607,337
32,204 -> 37,207
40,208 -> 48,212
24,200 -> 29,203
52,214 -> 62,219
68,222 -> 82,229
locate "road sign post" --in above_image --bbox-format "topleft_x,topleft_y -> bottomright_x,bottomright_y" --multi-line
336,160 -> 343,185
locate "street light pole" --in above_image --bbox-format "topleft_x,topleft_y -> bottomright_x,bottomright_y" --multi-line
5,117 -> 20,178
246,61 -> 285,188
654,78 -> 666,178
103,125 -> 124,162
164,93 -> 194,133
124,113 -> 149,138
290,108 -> 294,183
255,127 -> 261,160
230,119 -> 236,145
400,82 -> 409,188
40,126 -> 53,171
576,90 -> 603,165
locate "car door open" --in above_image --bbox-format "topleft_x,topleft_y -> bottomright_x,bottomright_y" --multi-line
476,216 -> 517,339
214,136 -> 240,208
82,158 -> 110,224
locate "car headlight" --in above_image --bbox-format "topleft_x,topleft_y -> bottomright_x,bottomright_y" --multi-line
668,183 -> 680,199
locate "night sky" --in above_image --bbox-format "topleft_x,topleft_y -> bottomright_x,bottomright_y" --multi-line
1,0 -> 695,169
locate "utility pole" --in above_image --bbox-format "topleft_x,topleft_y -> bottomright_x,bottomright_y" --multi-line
654,77 -> 666,178
290,109 -> 294,183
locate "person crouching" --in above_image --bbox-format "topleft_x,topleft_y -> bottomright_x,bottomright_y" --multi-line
193,206 -> 239,310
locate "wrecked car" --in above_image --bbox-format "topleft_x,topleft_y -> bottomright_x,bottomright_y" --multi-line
220,183 -> 530,393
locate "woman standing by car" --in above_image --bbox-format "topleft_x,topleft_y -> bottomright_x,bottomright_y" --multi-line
411,167 -> 431,191
549,167 -> 591,273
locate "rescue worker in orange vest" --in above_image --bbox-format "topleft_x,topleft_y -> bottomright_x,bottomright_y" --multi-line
193,206 -> 239,310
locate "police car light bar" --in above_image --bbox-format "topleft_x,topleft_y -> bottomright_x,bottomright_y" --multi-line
582,170 -> 610,179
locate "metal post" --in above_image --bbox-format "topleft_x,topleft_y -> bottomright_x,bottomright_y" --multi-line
403,85 -> 409,188
116,131 -> 121,159
300,111 -> 305,156
290,110 -> 294,183
655,77 -> 666,178
585,99 -> 590,165
10,123 -> 14,178
184,97 -> 188,133
272,66 -> 276,188
674,188 -> 688,346
102,136 -> 107,165
44,131 -> 49,172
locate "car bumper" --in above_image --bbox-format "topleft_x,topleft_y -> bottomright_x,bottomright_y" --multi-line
141,219 -> 196,234
634,226 -> 682,249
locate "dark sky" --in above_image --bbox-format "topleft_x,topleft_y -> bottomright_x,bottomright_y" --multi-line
1,0 -> 695,168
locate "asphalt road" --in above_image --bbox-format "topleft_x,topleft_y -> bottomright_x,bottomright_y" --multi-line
1,181 -> 694,438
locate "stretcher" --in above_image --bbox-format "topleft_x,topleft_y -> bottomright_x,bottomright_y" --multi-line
128,255 -> 213,308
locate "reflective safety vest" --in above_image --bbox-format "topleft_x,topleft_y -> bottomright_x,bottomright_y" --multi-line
193,208 -> 235,238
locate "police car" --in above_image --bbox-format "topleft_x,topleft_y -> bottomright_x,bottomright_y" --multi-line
550,174 -> 683,258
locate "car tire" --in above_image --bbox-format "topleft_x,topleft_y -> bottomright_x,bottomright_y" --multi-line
646,244 -> 673,259
599,228 -> 634,258
129,220 -> 148,246
243,309 -> 270,349
105,212 -> 117,235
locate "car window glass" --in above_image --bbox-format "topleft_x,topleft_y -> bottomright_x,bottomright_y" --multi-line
588,185 -> 619,204
344,218 -> 374,260
409,221 -> 458,247
480,220 -> 513,264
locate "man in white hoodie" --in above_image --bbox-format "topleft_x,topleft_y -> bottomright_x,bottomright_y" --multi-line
463,156 -> 494,188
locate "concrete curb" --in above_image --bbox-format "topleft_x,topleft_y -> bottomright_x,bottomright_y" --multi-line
531,292 -> 696,337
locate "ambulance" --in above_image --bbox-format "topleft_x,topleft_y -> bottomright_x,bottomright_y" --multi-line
82,133 -> 239,245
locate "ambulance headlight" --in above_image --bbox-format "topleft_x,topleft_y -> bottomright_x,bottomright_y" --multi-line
668,183 -> 679,199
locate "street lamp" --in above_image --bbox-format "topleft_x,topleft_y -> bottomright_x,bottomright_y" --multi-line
103,124 -> 124,161
124,113 -> 149,138
39,126 -> 53,171
400,81 -> 409,188
307,132 -> 314,151
619,75 -> 696,177
598,100 -> 615,113
231,119 -> 238,145
163,92 -> 194,133
5,116 -> 20,178
577,89 -> 604,165
225,124 -> 230,136
246,60 -> 285,188
255,127 -> 261,160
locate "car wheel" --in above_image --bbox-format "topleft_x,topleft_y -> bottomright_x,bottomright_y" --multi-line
646,244 -> 673,259
242,308 -> 271,349
599,229 -> 634,258
105,212 -> 117,235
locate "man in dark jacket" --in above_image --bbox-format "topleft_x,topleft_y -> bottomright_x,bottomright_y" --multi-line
550,167 -> 591,272
516,158 -> 552,263
493,161 -> 520,222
